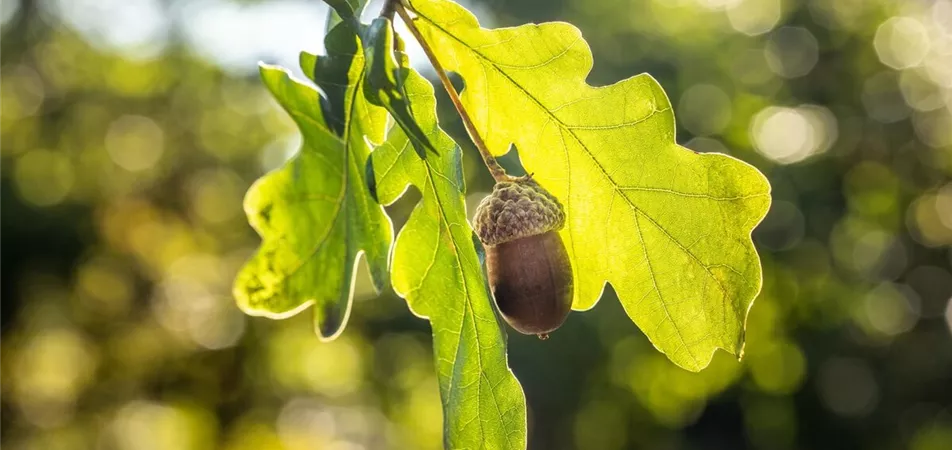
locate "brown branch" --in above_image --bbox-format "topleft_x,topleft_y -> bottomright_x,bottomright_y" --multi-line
394,0 -> 512,182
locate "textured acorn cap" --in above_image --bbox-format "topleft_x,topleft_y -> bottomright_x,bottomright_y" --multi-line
473,179 -> 565,246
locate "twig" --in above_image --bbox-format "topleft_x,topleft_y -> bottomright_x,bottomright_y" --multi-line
394,0 -> 512,182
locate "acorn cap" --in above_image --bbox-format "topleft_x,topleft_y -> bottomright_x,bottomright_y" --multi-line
473,179 -> 565,246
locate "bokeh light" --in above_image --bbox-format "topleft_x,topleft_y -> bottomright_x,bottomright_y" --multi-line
678,83 -> 733,136
765,26 -> 819,78
105,115 -> 165,172
859,283 -> 920,338
750,104 -> 837,164
13,149 -> 75,206
726,0 -> 781,36
875,16 -> 931,70
863,71 -> 912,123
817,357 -> 880,417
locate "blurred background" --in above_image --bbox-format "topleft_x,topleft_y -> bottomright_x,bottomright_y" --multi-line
2,0 -> 952,448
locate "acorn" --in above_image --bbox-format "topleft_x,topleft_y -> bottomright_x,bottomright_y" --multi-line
473,178 -> 573,338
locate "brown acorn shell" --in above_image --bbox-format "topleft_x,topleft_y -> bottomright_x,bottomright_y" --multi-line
485,230 -> 573,336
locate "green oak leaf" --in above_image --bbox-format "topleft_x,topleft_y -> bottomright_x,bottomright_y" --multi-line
407,0 -> 772,371
318,14 -> 436,156
369,65 -> 526,448
362,17 -> 437,157
323,1 -> 370,53
233,22 -> 391,340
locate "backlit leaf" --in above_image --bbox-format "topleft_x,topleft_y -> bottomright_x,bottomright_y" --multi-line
233,22 -> 391,340
406,0 -> 772,371
361,17 -> 437,157
369,65 -> 527,449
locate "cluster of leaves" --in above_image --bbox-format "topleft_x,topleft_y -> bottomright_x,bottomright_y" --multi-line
233,0 -> 770,447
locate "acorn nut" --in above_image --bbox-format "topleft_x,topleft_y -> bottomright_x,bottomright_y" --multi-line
473,178 -> 573,338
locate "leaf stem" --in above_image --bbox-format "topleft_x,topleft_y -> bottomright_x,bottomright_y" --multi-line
394,0 -> 512,182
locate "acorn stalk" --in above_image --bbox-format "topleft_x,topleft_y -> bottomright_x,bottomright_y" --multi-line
394,1 -> 573,337
474,179 -> 574,338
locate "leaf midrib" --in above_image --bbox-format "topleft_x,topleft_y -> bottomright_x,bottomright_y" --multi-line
267,66 -> 367,300
388,140 -> 509,446
421,161 -> 489,446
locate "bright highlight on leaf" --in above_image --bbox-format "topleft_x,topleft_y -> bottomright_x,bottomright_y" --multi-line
369,65 -> 526,450
233,22 -> 391,340
406,0 -> 772,371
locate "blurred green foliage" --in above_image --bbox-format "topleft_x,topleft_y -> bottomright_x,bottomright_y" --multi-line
1,0 -> 951,449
